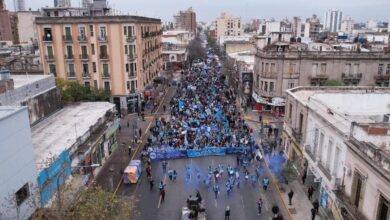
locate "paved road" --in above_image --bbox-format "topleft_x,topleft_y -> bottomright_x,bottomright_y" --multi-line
120,153 -> 290,220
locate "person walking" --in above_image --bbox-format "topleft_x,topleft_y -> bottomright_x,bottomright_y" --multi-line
162,160 -> 168,173
302,171 -> 307,184
257,198 -> 263,215
225,206 -> 230,220
288,189 -> 294,205
146,165 -> 152,178
139,128 -> 142,138
262,177 -> 270,191
127,121 -> 130,128
213,184 -> 220,199
308,186 -> 315,200
160,189 -> 166,202
312,200 -> 319,214
163,105 -> 166,112
311,207 -> 316,220
128,145 -> 132,156
173,170 -> 177,181
148,176 -> 154,190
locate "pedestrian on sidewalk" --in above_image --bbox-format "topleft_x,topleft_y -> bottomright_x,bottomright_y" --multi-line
119,124 -> 121,132
302,171 -> 307,185
149,176 -> 154,190
141,112 -> 145,121
225,206 -> 230,220
262,177 -> 270,191
311,207 -> 316,220
163,105 -> 166,112
173,170 -> 177,181
127,121 -> 130,128
213,184 -> 219,199
308,185 -> 315,200
312,200 -> 319,214
128,145 -> 132,156
159,181 -> 166,192
146,165 -> 152,177
139,128 -> 142,138
288,189 -> 294,205
257,197 -> 263,215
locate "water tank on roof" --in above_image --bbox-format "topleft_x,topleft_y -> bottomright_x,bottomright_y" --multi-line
0,68 -> 11,81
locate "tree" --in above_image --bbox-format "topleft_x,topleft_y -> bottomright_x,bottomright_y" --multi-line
187,37 -> 206,65
55,78 -> 110,102
322,79 -> 345,86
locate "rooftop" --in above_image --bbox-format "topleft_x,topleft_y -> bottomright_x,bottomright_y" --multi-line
163,30 -> 191,35
35,15 -> 161,24
0,106 -> 25,122
11,74 -> 52,89
31,102 -> 115,170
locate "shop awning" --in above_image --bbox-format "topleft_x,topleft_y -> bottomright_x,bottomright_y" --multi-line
252,92 -> 267,104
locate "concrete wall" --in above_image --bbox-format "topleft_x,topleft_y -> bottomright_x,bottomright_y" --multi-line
17,11 -> 39,43
0,107 -> 39,220
225,41 -> 254,54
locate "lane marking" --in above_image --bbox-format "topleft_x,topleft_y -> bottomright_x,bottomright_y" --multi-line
112,87 -> 173,198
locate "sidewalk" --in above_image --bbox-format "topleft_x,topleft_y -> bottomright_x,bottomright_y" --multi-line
244,110 -> 322,220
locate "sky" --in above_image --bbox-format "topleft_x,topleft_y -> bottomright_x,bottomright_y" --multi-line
4,0 -> 390,23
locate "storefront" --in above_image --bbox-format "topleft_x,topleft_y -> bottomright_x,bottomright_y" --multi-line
127,93 -> 141,113
252,95 -> 285,117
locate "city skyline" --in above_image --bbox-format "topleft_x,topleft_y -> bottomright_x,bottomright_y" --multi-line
4,0 -> 390,22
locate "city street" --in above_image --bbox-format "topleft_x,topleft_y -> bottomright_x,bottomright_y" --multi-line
122,155 -> 291,220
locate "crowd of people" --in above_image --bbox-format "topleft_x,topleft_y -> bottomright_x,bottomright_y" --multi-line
143,63 -> 256,152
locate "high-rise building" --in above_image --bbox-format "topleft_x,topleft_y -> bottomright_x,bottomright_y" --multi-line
341,16 -> 354,35
13,0 -> 25,11
292,17 -> 302,37
173,7 -> 197,33
215,12 -> 242,42
54,0 -> 71,7
324,9 -> 343,32
36,15 -> 163,113
0,0 -> 13,42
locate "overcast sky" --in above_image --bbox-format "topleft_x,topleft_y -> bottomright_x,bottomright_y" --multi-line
4,0 -> 390,23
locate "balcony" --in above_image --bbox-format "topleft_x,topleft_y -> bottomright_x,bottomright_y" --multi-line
334,190 -> 369,220
98,35 -> 108,42
67,72 -> 76,79
129,89 -> 136,94
341,73 -> 362,83
318,162 -> 332,180
78,35 -> 87,42
309,74 -> 328,85
99,54 -> 109,60
64,54 -> 74,60
260,73 -> 277,79
126,35 -> 136,43
82,72 -> 90,79
127,53 -> 137,62
374,74 -> 390,82
79,54 -> 89,60
101,72 -> 110,79
63,35 -> 73,42
42,36 -> 53,43
128,72 -> 136,79
304,146 -> 316,161
45,55 -> 55,61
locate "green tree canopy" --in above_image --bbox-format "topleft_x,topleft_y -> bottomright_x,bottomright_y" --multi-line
56,78 -> 110,102
322,80 -> 345,86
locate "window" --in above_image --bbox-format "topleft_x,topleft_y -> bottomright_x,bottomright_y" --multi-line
100,45 -> 108,58
15,183 -> 30,206
43,28 -> 52,41
353,64 -> 359,74
264,82 -> 268,91
320,63 -> 326,74
47,46 -> 53,57
126,63 -> 129,72
68,63 -> 75,76
100,26 -> 106,39
288,82 -> 294,89
102,63 -> 109,74
378,64 -> 384,75
82,63 -> 89,74
81,45 -> 87,56
298,113 -> 303,133
261,62 -> 264,73
265,63 -> 269,73
131,80 -> 136,92
84,81 -> 90,87
386,64 -> 390,75
64,27 -> 71,37
345,63 -> 351,74
288,63 -> 296,74
260,81 -> 263,90
49,64 -> 56,76
92,62 -> 97,73
377,195 -> 390,220
269,82 -> 274,92
312,63 -> 318,75
91,44 -> 95,55
124,26 -> 127,35
270,63 -> 275,73
94,80 -> 98,88
326,138 -> 333,170
104,81 -> 110,91
79,26 -> 86,38
66,46 -> 73,57
127,81 -> 130,89
89,25 -> 94,36
288,103 -> 292,119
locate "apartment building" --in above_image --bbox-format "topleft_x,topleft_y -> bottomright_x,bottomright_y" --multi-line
324,9 -> 343,32
283,86 -> 390,220
35,15 -> 163,113
215,12 -> 242,43
173,7 -> 197,34
252,42 -> 390,115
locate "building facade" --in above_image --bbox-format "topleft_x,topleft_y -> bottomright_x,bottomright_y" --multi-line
283,87 -> 390,220
252,42 -> 390,115
215,12 -> 242,43
35,15 -> 163,113
173,7 -> 196,34
324,9 -> 343,32
341,16 -> 354,35
54,0 -> 71,7
0,3 -> 13,42
0,106 -> 39,220
16,11 -> 40,43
